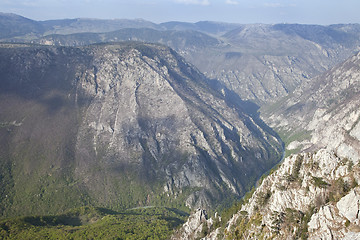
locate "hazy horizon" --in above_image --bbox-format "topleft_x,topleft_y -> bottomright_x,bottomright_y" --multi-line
1,0 -> 360,25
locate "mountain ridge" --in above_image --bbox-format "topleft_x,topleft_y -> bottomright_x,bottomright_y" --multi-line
0,42 -> 283,217
181,48 -> 360,240
261,51 -> 360,159
2,13 -> 360,105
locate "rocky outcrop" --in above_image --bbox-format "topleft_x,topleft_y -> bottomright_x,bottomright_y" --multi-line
195,52 -> 360,240
337,189 -> 360,223
221,149 -> 360,239
0,42 -> 283,216
172,209 -> 221,240
308,205 -> 346,239
262,51 -> 360,159
172,209 -> 208,239
307,188 -> 360,239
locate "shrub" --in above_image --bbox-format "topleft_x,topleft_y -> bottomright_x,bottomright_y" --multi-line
293,155 -> 303,178
287,155 -> 303,182
312,176 -> 329,188
257,190 -> 272,206
200,223 -> 209,238
348,160 -> 354,171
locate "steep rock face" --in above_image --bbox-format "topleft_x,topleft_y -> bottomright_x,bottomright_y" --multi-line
183,24 -> 360,104
223,150 -> 360,239
262,51 -> 360,160
38,24 -> 360,105
194,52 -> 360,240
308,188 -> 360,239
0,43 -> 283,216
171,209 -> 220,240
336,189 -> 360,223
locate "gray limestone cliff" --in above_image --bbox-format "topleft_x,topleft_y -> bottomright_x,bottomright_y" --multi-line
0,42 -> 283,216
192,51 -> 360,240
262,51 -> 360,160
224,150 -> 360,239
38,24 -> 360,105
171,209 -> 221,240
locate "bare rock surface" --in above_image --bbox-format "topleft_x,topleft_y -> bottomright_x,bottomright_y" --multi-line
0,42 -> 283,215
196,52 -> 360,239
222,149 -> 360,239
262,52 -> 360,161
172,209 -> 221,240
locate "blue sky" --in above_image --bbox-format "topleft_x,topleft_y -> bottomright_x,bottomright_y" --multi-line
1,0 -> 359,25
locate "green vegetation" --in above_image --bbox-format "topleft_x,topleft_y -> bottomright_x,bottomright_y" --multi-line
286,154 -> 303,182
257,190 -> 272,206
259,94 -> 292,116
0,120 -> 192,217
260,99 -> 312,158
0,122 -> 10,128
327,176 -> 358,203
225,212 -> 263,239
0,206 -> 187,240
277,129 -> 311,157
269,206 -> 315,239
220,186 -> 256,225
2,159 -> 90,217
199,222 -> 209,239
312,176 -> 329,188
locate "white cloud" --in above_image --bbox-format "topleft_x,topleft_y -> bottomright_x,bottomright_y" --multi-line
225,0 -> 239,5
263,2 -> 297,8
175,0 -> 210,6
263,2 -> 282,8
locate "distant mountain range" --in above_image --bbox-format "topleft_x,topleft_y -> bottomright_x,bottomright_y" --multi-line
0,12 -> 240,39
1,13 -> 360,105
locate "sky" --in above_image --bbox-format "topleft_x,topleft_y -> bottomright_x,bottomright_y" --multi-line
1,0 -> 359,25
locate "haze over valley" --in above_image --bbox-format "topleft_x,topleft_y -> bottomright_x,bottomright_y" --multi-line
0,4 -> 360,239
